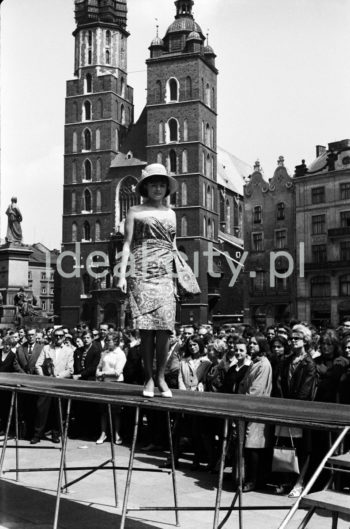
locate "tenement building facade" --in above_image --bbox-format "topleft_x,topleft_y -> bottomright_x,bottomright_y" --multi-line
294,139 -> 350,327
60,0 -> 249,327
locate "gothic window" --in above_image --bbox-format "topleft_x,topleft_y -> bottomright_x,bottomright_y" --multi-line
205,83 -> 211,107
72,131 -> 78,153
208,219 -> 212,239
201,78 -> 205,101
159,121 -> 164,144
83,100 -> 91,120
183,119 -> 188,141
211,188 -> 215,210
118,175 -> 140,224
120,77 -> 125,98
166,78 -> 179,102
202,121 -> 205,142
181,182 -> 188,206
72,102 -> 78,122
87,31 -> 92,47
96,190 -> 102,212
106,30 -> 111,46
181,216 -> 188,236
211,156 -> 215,178
97,98 -> 103,119
211,87 -> 215,109
71,191 -> 76,213
205,124 -> 210,147
182,150 -> 188,173
115,128 -> 119,151
105,49 -> 110,64
72,222 -> 78,242
96,158 -> 101,181
96,128 -> 101,150
157,152 -> 163,164
169,149 -> 177,173
211,127 -> 215,149
85,74 -> 92,93
88,49 -> 92,64
72,160 -> 77,183
83,129 -> 91,150
83,221 -> 91,241
203,216 -> 207,237
185,76 -> 192,99
226,200 -> 231,233
84,159 -> 92,181
95,220 -> 101,241
202,151 -> 206,175
84,189 -> 92,211
206,154 -> 211,177
203,182 -> 206,207
167,118 -> 179,142
121,104 -> 126,125
207,186 -> 211,210
155,80 -> 162,103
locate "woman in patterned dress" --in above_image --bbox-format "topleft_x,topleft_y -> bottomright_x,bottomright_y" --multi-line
117,163 -> 178,398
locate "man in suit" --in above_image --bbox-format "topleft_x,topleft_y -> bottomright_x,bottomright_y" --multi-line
13,328 -> 43,439
95,323 -> 109,352
30,327 -> 74,444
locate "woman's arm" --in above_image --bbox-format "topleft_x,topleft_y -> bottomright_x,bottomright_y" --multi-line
116,208 -> 135,293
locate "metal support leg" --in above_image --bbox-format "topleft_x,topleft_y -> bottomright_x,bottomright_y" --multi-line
14,392 -> 19,482
120,406 -> 140,529
58,398 -> 69,493
213,418 -> 229,529
53,398 -> 71,529
237,420 -> 245,529
167,411 -> 179,527
296,507 -> 316,529
331,512 -> 338,529
107,403 -> 118,507
0,391 -> 15,477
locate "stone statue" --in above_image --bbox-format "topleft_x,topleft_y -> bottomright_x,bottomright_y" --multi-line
6,197 -> 23,244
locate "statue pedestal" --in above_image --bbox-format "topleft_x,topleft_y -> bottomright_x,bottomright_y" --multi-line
0,244 -> 33,327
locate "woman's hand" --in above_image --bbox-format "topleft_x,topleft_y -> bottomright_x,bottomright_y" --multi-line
116,277 -> 127,293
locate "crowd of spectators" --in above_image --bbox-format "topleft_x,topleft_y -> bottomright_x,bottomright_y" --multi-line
0,318 -> 349,497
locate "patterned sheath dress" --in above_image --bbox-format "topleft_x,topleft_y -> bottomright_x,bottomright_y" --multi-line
128,215 -> 176,332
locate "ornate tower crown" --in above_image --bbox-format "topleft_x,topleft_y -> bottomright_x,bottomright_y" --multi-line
74,0 -> 127,28
174,0 -> 194,19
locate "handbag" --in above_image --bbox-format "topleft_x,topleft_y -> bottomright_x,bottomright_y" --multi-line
272,429 -> 299,474
173,250 -> 201,298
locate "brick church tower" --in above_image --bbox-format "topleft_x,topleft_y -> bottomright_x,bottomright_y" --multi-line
61,0 -> 135,325
146,0 -> 219,323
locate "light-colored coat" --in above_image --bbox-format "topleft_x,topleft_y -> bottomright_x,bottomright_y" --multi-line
239,356 -> 272,448
35,343 -> 74,378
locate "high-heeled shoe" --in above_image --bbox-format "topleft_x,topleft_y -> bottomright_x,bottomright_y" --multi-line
96,434 -> 107,445
143,387 -> 154,398
160,390 -> 172,398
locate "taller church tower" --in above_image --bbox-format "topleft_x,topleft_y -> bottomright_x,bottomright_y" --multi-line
61,0 -> 134,325
146,0 -> 219,323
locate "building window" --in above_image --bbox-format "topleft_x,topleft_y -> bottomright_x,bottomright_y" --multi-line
340,182 -> 350,200
42,300 -> 47,311
83,101 -> 91,121
72,131 -> 78,153
181,182 -> 187,206
181,216 -> 188,236
340,274 -> 350,296
211,127 -> 215,149
340,211 -> 350,227
41,287 -> 47,295
253,206 -> 262,224
96,128 -> 101,150
277,202 -> 285,220
157,152 -> 162,164
253,271 -> 265,292
208,219 -> 213,239
167,118 -> 179,142
185,76 -> 192,99
72,222 -> 78,242
95,220 -> 101,241
211,87 -> 215,109
41,272 -> 46,280
202,151 -> 206,175
83,221 -> 91,241
84,189 -> 92,211
96,158 -> 101,181
311,276 -> 330,297
275,229 -> 287,249
72,160 -> 77,183
115,128 -> 119,151
206,154 -> 211,178
340,241 -> 350,261
28,271 -> 32,281
205,123 -> 210,147
182,150 -> 188,173
202,182 -> 206,207
203,216 -> 207,237
205,83 -> 210,106
252,232 -> 264,252
169,150 -> 177,173
96,190 -> 102,212
121,104 -> 126,125
84,159 -> 92,181
71,191 -> 76,213
85,74 -> 92,93
106,29 -> 111,46
312,244 -> 327,263
159,121 -> 164,144
207,186 -> 211,211
311,186 -> 325,204
120,77 -> 125,97
311,214 -> 326,235
183,119 -> 188,142
83,129 -> 91,151
155,80 -> 162,102
211,188 -> 214,210
166,78 -> 179,102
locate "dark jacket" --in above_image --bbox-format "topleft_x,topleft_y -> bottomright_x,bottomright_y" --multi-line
73,343 -> 101,380
13,343 -> 43,374
279,353 -> 318,400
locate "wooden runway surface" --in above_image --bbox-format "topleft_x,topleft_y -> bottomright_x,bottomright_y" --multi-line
0,372 -> 349,430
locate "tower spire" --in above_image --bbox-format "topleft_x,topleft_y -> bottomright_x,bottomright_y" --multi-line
174,0 -> 194,19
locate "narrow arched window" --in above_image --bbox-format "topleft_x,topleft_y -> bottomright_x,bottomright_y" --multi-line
208,219 -> 212,239
211,127 -> 215,149
181,182 -> 188,206
159,121 -> 164,144
155,80 -> 162,102
87,31 -> 92,47
85,74 -> 92,93
83,221 -> 91,241
115,129 -> 119,151
211,87 -> 215,109
105,49 -> 110,64
203,182 -> 206,207
181,216 -> 188,236
182,150 -> 188,173
169,79 -> 178,101
96,128 -> 101,150
84,189 -> 92,211
168,118 -> 179,142
96,158 -> 101,181
183,119 -> 188,142
106,30 -> 111,46
169,150 -> 177,173
211,156 -> 215,178
207,186 -> 211,210
203,216 -> 207,237
72,131 -> 78,153
211,187 -> 215,210
96,190 -> 102,212
84,159 -> 92,181
84,129 -> 91,150
83,100 -> 91,120
202,121 -> 205,142
205,123 -> 210,146
202,151 -> 206,175
206,154 -> 211,177
95,220 -> 101,241
72,160 -> 77,183
185,76 -> 192,99
121,104 -> 126,125
205,83 -> 211,106
72,222 -> 78,242
120,77 -> 125,98
71,191 -> 76,213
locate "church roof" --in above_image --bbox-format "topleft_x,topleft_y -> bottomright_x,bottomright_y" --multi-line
217,146 -> 252,196
166,17 -> 203,37
110,152 -> 146,168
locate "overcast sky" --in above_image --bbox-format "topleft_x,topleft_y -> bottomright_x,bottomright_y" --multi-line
1,0 -> 350,249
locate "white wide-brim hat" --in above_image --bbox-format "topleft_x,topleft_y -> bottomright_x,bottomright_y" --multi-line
135,163 -> 178,197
